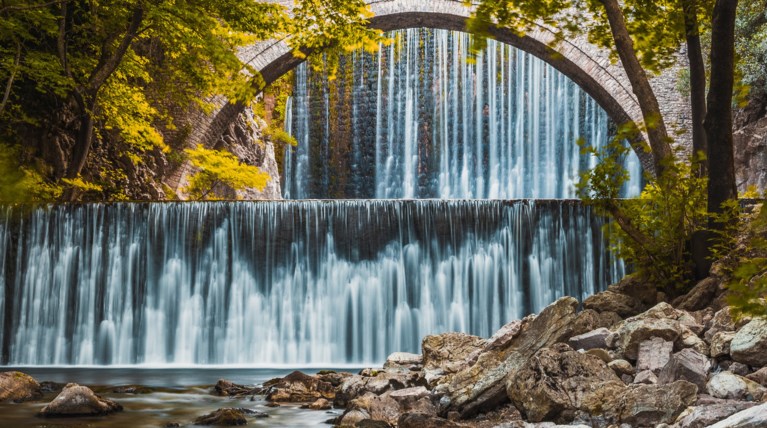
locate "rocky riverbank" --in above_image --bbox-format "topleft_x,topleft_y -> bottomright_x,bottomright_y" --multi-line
255,274 -> 767,427
1,275 -> 766,427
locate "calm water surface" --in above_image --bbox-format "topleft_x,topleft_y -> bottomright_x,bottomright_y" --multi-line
0,367 -> 359,427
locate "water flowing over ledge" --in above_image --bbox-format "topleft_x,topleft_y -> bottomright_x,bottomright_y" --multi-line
0,200 -> 623,366
283,28 -> 643,199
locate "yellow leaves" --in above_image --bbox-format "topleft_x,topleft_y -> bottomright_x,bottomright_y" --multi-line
184,145 -> 270,200
62,176 -> 103,193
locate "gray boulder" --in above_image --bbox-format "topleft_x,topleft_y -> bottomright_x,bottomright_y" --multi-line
636,337 -> 673,373
706,371 -> 766,400
38,383 -> 122,417
676,400 -> 755,428
707,403 -> 767,428
730,318 -> 767,367
568,328 -> 611,350
658,348 -> 711,391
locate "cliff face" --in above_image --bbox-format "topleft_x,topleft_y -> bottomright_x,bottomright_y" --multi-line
735,89 -> 767,193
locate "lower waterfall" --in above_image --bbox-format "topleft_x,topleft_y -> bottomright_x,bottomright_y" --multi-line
0,201 -> 623,366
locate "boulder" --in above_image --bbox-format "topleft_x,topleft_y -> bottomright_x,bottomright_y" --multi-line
214,379 -> 256,397
704,307 -> 739,342
421,332 -> 485,384
730,318 -> 767,367
745,367 -> 767,386
347,392 -> 402,426
0,371 -> 42,403
658,348 -> 711,391
316,370 -> 353,387
673,277 -> 719,311
710,331 -> 736,358
597,311 -> 623,329
38,383 -> 122,417
636,337 -> 674,374
193,408 -> 247,426
606,303 -> 701,360
383,352 -> 422,370
397,413 -> 460,428
678,327 -> 710,355
730,362 -> 751,377
306,398 -> 332,410
707,402 -> 767,428
506,343 -> 624,423
443,297 -> 581,418
584,291 -> 644,318
355,420 -> 392,428
337,409 -> 370,426
568,328 -> 611,351
706,371 -> 766,400
265,371 -> 335,402
633,370 -> 658,385
676,401 -> 755,428
608,359 -> 635,377
585,348 -> 611,363
389,387 -> 429,406
596,380 -> 698,426
335,370 -> 420,407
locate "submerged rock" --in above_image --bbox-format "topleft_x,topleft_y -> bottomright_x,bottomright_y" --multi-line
38,383 -> 122,417
0,371 -> 42,403
214,379 -> 257,397
193,408 -> 247,426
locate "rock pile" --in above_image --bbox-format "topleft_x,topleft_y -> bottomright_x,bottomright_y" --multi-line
259,275 -> 767,427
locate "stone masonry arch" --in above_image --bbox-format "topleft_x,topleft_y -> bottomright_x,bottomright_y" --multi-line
170,0 -> 690,192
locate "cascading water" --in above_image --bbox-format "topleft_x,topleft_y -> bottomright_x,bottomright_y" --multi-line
0,201 -> 623,366
283,28 -> 643,200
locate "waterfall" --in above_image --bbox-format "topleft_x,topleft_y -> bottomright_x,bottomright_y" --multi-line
283,28 -> 643,200
0,201 -> 622,366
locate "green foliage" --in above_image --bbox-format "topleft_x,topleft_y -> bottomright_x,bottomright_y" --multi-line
736,0 -> 767,94
725,201 -> 767,318
470,0 -> 714,74
184,145 -> 268,200
0,144 -> 61,202
577,134 -> 708,290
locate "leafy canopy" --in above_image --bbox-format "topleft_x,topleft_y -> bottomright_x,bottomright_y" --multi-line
184,145 -> 269,200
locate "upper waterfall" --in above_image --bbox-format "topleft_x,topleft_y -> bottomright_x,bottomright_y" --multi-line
283,28 -> 643,200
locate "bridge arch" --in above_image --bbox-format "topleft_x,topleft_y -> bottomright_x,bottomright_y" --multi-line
180,0 -> 691,190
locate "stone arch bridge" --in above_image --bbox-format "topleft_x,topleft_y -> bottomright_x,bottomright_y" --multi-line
171,0 -> 690,192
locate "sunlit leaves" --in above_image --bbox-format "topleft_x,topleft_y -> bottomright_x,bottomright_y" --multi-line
184,145 -> 269,200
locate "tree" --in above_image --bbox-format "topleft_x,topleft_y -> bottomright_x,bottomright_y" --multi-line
183,145 -> 268,200
471,0 -> 740,287
0,0 -> 383,201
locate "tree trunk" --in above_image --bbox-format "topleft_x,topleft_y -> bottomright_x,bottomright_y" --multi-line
599,0 -> 674,177
702,0 -> 739,274
682,0 -> 710,280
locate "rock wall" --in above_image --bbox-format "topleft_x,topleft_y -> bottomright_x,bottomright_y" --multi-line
735,89 -> 767,193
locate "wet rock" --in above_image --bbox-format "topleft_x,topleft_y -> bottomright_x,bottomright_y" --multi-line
676,400 -> 755,428
506,343 -> 624,423
745,367 -> 767,386
597,380 -> 698,426
236,408 -> 268,418
673,277 -> 719,311
383,352 -> 422,370
730,318 -> 767,367
355,420 -> 392,428
706,371 -> 766,400
710,331 -> 736,358
214,379 -> 256,397
265,371 -> 335,402
38,383 -> 122,417
658,348 -> 711,391
633,370 -> 658,385
707,402 -> 767,428
193,408 -> 247,426
444,297 -> 581,418
636,337 -> 673,374
112,385 -> 153,394
398,413 -> 460,428
303,398 -> 332,410
39,381 -> 65,394
608,359 -> 635,377
568,328 -> 611,350
0,371 -> 42,403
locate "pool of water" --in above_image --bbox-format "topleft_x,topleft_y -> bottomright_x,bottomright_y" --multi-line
0,367 -> 359,427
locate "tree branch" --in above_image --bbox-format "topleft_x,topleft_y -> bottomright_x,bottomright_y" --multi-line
0,40 -> 21,115
85,6 -> 144,94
